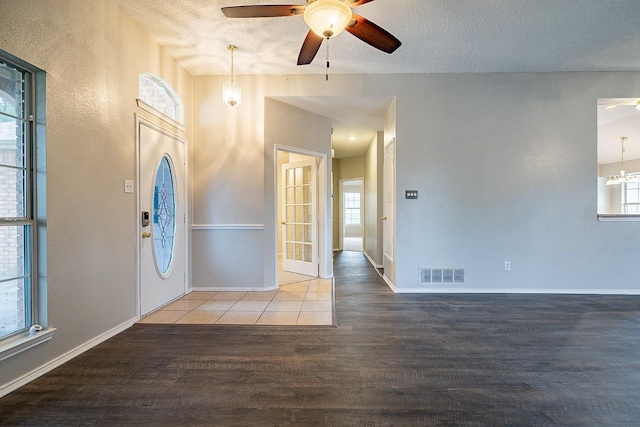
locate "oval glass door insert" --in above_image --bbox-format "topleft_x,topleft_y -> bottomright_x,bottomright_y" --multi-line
152,155 -> 176,276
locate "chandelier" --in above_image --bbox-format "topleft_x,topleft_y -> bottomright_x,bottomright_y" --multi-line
606,136 -> 639,185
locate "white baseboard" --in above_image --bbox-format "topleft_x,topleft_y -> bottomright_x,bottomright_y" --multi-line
0,318 -> 137,399
391,287 -> 640,295
363,252 -> 383,269
190,286 -> 279,292
382,274 -> 396,292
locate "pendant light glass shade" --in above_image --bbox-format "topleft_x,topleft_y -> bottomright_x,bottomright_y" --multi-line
304,0 -> 353,39
222,80 -> 241,107
223,45 -> 241,107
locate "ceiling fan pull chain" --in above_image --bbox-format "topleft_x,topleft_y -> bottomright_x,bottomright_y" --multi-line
326,38 -> 330,81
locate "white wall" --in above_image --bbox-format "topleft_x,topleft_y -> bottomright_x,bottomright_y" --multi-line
0,0 -> 192,390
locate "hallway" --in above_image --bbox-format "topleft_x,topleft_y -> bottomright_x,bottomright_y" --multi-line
2,252 -> 640,425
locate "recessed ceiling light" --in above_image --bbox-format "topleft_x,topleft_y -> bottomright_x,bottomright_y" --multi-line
349,136 -> 356,141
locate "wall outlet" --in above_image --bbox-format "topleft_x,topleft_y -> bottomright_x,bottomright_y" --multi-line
504,261 -> 511,271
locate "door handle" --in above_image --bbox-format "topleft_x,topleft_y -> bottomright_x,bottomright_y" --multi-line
141,231 -> 151,239
281,222 -> 286,225
382,216 -> 387,221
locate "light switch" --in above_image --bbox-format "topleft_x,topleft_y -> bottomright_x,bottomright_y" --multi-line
124,179 -> 134,194
405,190 -> 418,199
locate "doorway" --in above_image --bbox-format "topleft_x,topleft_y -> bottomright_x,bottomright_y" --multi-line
276,149 -> 325,285
341,179 -> 364,252
137,115 -> 187,316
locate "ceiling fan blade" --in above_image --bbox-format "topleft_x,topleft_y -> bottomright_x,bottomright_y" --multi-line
346,13 -> 401,54
221,5 -> 305,18
297,30 -> 324,65
349,0 -> 375,6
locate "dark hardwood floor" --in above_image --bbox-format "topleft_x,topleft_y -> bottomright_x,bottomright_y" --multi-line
2,251 -> 640,426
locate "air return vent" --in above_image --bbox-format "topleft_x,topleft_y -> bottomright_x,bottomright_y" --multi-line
419,268 -> 464,285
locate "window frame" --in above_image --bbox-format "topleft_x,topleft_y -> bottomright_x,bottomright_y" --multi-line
597,98 -> 640,222
622,173 -> 640,214
344,192 -> 361,225
137,73 -> 185,131
0,51 -> 51,359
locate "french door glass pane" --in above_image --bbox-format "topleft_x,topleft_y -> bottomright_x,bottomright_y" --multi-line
303,166 -> 312,184
303,244 -> 311,262
295,167 -> 302,185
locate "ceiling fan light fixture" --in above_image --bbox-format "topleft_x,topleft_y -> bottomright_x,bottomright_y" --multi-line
304,0 -> 353,39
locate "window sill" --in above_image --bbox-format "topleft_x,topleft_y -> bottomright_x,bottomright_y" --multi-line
0,328 -> 56,362
597,214 -> 640,222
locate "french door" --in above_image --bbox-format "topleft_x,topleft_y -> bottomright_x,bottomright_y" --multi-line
281,158 -> 318,277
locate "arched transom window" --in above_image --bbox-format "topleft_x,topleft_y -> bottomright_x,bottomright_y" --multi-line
138,73 -> 184,125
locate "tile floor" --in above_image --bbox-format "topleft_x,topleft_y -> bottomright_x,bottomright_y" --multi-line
138,276 -> 334,326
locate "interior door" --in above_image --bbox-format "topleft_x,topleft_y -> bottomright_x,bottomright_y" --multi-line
383,139 -> 395,281
138,119 -> 186,316
281,158 -> 318,277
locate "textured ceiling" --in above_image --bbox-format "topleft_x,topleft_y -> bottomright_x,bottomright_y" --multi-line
116,0 -> 640,159
117,0 -> 640,76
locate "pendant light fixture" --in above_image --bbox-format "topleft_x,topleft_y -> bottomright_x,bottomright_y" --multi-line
223,45 -> 241,107
606,136 -> 639,185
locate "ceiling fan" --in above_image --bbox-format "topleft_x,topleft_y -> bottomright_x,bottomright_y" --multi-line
221,0 -> 401,65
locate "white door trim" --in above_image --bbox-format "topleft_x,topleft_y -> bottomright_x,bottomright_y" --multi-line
135,114 -> 189,318
274,145 -> 331,282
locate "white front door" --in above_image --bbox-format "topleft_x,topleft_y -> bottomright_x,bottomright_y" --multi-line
281,158 -> 318,277
138,118 -> 187,316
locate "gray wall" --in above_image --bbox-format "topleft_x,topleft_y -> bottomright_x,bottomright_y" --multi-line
394,73 -> 640,292
191,72 -> 640,294
0,0 -> 192,390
